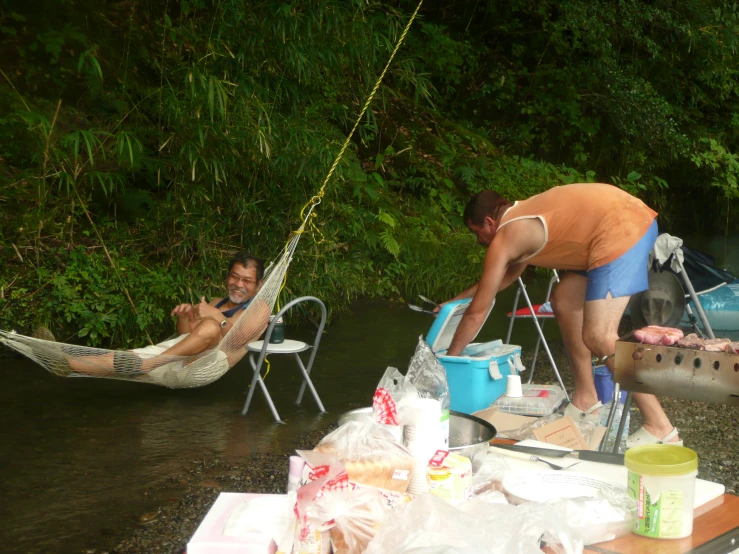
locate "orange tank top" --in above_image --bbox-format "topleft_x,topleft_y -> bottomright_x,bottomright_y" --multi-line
498,183 -> 657,271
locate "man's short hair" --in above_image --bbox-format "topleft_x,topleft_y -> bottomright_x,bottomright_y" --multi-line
463,190 -> 512,226
228,252 -> 265,281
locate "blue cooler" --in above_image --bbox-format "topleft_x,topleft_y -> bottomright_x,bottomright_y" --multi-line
426,299 -> 524,414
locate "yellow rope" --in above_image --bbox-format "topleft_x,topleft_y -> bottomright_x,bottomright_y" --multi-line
277,0 -> 424,309
298,0 -> 424,220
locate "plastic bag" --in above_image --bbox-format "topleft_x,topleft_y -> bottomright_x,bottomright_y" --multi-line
552,489 -> 636,545
469,451 -> 511,496
302,420 -> 415,493
373,366 -> 419,441
293,462 -> 349,554
365,493 -> 584,554
406,337 -> 451,447
316,487 -> 389,554
496,412 -> 598,446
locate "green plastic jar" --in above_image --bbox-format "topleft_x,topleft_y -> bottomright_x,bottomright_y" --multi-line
625,445 -> 698,539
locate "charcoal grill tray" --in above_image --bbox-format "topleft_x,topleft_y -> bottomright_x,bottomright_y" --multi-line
614,340 -> 739,405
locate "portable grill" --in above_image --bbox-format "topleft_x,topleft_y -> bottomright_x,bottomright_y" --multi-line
614,340 -> 739,406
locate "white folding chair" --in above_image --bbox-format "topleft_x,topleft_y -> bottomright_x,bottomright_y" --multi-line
241,296 -> 327,423
505,271 -> 569,399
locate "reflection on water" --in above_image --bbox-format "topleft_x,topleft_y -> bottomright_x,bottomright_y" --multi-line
0,285 -> 553,554
1,231 -> 735,553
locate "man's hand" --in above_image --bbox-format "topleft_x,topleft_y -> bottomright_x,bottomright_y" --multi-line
171,303 -> 195,318
192,297 -> 225,323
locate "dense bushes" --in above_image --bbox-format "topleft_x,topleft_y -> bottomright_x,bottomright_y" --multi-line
1,0 -> 737,346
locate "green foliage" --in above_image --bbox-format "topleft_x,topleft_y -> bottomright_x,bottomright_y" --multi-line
0,0 -> 738,346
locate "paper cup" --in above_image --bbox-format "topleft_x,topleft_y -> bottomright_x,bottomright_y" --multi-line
506,374 -> 523,398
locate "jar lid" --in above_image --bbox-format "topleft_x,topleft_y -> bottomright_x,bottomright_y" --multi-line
625,445 -> 698,476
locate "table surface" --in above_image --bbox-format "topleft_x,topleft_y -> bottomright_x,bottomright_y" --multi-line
585,493 -> 739,554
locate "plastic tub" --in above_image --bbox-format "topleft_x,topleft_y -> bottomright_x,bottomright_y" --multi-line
491,384 -> 566,416
625,445 -> 699,539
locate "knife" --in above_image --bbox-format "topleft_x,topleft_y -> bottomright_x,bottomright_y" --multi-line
492,443 -> 625,465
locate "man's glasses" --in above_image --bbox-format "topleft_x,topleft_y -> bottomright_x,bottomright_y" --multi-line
227,273 -> 258,286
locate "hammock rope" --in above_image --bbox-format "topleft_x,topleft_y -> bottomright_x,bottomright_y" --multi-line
0,0 -> 424,389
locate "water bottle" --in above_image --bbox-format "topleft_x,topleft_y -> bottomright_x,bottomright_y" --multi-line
269,316 -> 285,344
600,402 -> 630,453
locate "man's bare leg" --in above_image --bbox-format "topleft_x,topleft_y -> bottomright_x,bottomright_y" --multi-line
582,294 -> 679,442
68,319 -> 222,375
551,272 -> 599,412
138,319 -> 222,372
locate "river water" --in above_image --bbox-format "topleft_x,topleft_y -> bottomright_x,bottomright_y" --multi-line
0,233 -> 736,553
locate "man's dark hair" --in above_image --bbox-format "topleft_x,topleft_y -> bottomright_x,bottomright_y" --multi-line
463,190 -> 512,226
228,251 -> 265,281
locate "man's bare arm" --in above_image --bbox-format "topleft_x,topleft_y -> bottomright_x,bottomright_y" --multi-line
500,262 -> 528,291
446,219 -> 545,356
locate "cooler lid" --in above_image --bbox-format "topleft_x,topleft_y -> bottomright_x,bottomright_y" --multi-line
425,298 -> 496,353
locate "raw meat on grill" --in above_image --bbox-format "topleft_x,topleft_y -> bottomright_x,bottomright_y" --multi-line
676,333 -> 704,349
703,338 -> 734,352
675,334 -> 739,354
634,326 -> 685,345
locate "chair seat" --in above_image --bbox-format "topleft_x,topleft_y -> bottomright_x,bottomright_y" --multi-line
507,304 -> 555,318
247,339 -> 311,354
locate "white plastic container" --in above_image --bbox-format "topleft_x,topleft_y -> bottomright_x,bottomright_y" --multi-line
491,384 -> 566,416
625,445 -> 698,539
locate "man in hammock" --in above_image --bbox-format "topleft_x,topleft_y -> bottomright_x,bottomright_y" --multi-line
69,252 -> 269,376
441,183 -> 681,449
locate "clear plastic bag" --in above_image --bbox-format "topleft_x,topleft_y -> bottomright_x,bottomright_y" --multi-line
364,493 -> 584,554
315,487 -> 389,554
552,489 -> 636,545
302,420 -> 415,493
373,366 -> 419,441
406,337 -> 451,447
496,412 -> 598,446
469,451 -> 511,497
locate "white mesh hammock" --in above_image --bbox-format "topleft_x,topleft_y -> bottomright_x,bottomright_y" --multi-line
0,231 -> 302,389
0,3 -> 423,389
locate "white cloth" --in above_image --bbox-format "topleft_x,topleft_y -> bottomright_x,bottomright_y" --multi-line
650,233 -> 684,272
137,334 -> 229,388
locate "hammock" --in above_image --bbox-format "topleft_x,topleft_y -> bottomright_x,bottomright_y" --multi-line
0,0 -> 424,389
0,231 -> 301,388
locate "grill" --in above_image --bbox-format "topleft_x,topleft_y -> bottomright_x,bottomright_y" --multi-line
614,340 -> 739,406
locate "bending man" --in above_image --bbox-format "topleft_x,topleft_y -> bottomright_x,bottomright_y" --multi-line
443,183 -> 680,448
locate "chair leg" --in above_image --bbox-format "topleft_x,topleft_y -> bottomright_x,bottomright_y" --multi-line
242,353 -> 284,423
528,318 -> 546,384
294,352 -> 326,413
505,287 -> 522,344
517,278 -> 569,400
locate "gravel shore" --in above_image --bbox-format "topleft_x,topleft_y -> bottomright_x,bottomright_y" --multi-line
101,341 -> 739,554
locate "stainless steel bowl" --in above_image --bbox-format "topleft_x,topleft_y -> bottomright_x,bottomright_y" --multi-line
339,407 -> 497,472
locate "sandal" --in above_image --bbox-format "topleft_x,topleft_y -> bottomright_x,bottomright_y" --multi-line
563,401 -> 603,424
626,426 -> 683,448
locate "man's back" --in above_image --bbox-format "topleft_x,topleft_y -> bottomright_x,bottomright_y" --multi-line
499,183 -> 657,271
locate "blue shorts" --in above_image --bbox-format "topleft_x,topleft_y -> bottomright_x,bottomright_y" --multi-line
576,219 -> 658,301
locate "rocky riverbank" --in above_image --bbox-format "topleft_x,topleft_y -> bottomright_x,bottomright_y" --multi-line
99,342 -> 738,554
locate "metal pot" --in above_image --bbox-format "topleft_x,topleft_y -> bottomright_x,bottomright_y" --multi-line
339,407 -> 497,472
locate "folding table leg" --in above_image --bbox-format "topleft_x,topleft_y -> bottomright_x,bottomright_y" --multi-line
294,352 -> 326,413
242,353 -> 283,423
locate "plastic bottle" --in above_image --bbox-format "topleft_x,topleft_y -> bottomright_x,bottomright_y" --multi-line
600,401 -> 630,453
